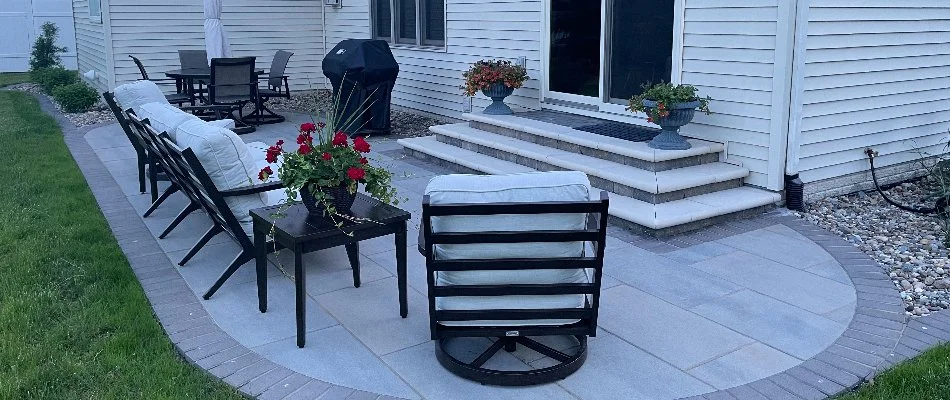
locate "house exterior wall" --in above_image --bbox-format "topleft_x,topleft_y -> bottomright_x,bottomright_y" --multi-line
325,0 -> 543,119
104,0 -> 325,91
2,0 -> 78,73
793,0 -> 950,191
676,0 -> 795,190
72,0 -> 110,91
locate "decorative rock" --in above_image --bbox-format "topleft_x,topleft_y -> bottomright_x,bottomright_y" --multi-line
936,279 -> 950,290
900,280 -> 913,291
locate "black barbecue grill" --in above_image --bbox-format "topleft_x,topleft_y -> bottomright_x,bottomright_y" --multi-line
322,39 -> 399,136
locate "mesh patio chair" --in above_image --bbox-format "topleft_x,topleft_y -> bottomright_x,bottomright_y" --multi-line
178,50 -> 210,101
245,50 -> 294,125
183,56 -> 258,134
420,172 -> 609,386
129,55 -> 191,106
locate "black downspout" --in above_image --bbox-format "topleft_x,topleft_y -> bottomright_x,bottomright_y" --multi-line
785,174 -> 804,211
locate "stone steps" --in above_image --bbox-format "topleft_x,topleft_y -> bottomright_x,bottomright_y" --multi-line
399,136 -> 781,235
431,123 -> 749,204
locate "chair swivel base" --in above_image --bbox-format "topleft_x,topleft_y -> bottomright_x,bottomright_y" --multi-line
435,335 -> 587,386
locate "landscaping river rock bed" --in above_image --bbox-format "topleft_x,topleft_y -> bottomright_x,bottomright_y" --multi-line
802,180 -> 948,316
8,82 -> 114,127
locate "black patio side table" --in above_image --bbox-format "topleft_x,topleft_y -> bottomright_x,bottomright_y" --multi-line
251,194 -> 411,348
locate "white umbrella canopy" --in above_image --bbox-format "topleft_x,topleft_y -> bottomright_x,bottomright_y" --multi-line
204,0 -> 232,63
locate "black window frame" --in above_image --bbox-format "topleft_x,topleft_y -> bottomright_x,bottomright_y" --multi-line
372,0 -> 445,48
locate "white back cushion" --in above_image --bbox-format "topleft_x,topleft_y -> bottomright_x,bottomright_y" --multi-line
138,103 -> 197,142
113,80 -> 169,115
425,171 -> 593,326
175,119 -> 266,236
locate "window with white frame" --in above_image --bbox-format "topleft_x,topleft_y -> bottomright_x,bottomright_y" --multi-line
89,0 -> 102,23
373,0 -> 444,47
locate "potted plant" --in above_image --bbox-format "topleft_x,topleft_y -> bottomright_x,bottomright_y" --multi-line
628,83 -> 711,150
462,59 -> 529,115
258,121 -> 399,222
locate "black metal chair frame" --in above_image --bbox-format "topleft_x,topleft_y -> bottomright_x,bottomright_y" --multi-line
183,57 -> 259,135
420,191 -> 610,386
128,55 -> 192,106
245,50 -> 293,125
103,91 -> 170,205
126,111 -> 284,299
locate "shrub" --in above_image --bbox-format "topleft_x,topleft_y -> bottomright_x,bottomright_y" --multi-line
52,82 -> 99,113
29,22 -> 67,71
31,67 -> 79,94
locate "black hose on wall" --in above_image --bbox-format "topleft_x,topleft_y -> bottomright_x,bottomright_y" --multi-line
865,148 -> 947,216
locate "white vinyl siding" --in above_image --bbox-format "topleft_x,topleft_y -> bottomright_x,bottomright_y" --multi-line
326,0 -> 542,120
73,0 -> 109,91
796,1 -> 950,184
676,0 -> 785,189
107,0 -> 324,91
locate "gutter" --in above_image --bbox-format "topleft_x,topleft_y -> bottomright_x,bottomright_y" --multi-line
783,0 -> 810,210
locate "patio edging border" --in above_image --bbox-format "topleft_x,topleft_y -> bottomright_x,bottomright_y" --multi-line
37,93 -> 393,400
33,88 -> 949,400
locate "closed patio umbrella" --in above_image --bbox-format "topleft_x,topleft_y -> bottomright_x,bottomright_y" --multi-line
204,0 -> 232,63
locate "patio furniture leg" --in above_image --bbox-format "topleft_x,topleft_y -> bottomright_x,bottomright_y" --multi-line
255,228 -> 268,313
395,221 -> 408,318
178,225 -> 222,266
149,161 -> 159,203
295,244 -> 306,348
143,184 -> 179,218
203,251 -> 254,300
345,242 -> 360,288
159,202 -> 199,239
137,157 -> 147,194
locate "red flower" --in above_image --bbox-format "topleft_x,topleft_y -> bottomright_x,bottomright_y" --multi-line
276,139 -> 284,146
646,117 -> 653,123
298,143 -> 312,155
265,145 -> 281,163
322,152 -> 332,161
258,166 -> 273,181
297,132 -> 311,145
359,157 -> 368,164
347,167 -> 365,181
353,136 -> 371,153
317,121 -> 326,129
332,131 -> 348,147
300,122 -> 316,133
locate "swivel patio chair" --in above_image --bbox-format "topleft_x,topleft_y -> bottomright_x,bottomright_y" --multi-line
245,50 -> 294,125
128,55 -> 191,106
420,171 -> 609,386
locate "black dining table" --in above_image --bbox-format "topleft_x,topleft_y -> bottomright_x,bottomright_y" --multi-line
164,68 -> 265,102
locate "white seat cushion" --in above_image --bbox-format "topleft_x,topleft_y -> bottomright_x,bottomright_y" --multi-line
425,171 -> 593,327
138,102 -> 198,142
175,119 -> 274,237
208,119 -> 236,130
113,80 -> 169,115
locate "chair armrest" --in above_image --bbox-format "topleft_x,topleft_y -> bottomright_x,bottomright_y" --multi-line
220,181 -> 285,197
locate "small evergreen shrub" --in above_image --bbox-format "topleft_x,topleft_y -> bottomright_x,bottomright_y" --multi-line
52,82 -> 99,113
29,22 -> 67,71
32,67 -> 79,94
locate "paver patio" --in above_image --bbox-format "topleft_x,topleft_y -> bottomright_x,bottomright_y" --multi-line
71,112 -> 913,400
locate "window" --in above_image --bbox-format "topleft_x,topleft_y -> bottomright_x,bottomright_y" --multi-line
89,0 -> 102,23
373,0 -> 444,47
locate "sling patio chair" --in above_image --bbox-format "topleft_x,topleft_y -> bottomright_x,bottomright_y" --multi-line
183,56 -> 259,134
128,55 -> 191,106
420,171 -> 609,386
178,49 -> 210,102
245,50 -> 294,125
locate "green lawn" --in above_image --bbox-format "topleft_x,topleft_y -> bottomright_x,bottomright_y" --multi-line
836,343 -> 950,400
0,90 -> 242,399
0,72 -> 31,87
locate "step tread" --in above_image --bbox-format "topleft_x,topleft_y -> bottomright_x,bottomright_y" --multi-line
462,113 -> 725,162
431,123 -> 749,194
398,136 -> 781,230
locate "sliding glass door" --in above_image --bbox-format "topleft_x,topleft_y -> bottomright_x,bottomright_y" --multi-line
545,0 -> 676,108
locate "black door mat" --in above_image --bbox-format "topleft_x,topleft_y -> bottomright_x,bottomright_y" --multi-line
517,110 -> 660,143
575,121 -> 660,143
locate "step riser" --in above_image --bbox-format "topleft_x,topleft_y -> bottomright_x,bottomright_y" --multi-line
609,204 -> 776,238
470,121 -> 720,172
436,134 -> 741,204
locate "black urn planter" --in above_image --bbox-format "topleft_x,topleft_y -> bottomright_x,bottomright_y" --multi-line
300,184 -> 356,215
481,82 -> 515,115
643,99 -> 700,151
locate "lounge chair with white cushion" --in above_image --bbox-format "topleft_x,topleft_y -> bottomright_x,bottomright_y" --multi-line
420,171 -> 609,385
